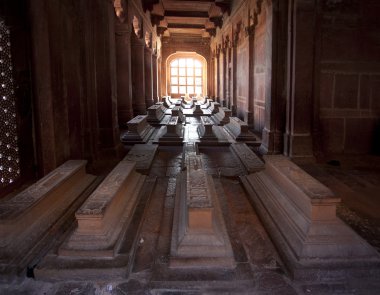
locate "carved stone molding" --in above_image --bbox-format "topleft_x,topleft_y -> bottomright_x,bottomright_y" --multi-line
210,16 -> 223,29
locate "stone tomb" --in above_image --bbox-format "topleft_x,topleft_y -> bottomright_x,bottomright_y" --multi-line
230,143 -> 265,173
162,97 -> 173,109
170,151 -> 235,268
147,104 -> 166,126
208,101 -> 220,115
58,161 -> 145,258
154,116 -> 184,145
193,104 -> 203,116
197,116 -> 229,145
225,117 -> 256,142
211,107 -> 231,125
0,160 -> 96,278
123,144 -> 158,174
120,115 -> 155,144
241,156 -> 380,279
171,106 -> 184,123
35,161 -> 156,280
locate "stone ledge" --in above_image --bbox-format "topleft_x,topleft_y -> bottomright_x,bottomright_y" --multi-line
0,160 -> 96,278
59,161 -> 146,257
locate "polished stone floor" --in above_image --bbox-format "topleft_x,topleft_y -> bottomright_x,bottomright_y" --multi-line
1,125 -> 380,294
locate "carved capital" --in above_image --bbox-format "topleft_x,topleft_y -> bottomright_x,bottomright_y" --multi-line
113,0 -> 127,23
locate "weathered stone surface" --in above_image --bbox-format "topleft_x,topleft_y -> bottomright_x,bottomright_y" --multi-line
154,116 -> 184,145
241,155 -> 380,279
170,151 -> 235,268
211,107 -> 231,125
120,115 -> 155,144
230,143 -> 264,173
147,104 -> 166,125
59,161 -> 145,257
123,144 -> 158,173
225,117 -> 256,141
0,160 -> 96,276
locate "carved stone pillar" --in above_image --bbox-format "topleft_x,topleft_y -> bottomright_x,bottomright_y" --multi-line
131,33 -> 146,115
152,53 -> 158,103
259,0 -> 288,155
231,41 -> 238,116
283,0 -> 316,159
144,47 -> 154,108
246,25 -> 255,126
216,48 -> 220,102
115,21 -> 133,126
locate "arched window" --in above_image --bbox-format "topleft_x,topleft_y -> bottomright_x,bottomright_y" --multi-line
167,53 -> 206,97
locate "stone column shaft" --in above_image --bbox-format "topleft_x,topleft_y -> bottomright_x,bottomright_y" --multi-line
131,35 -> 146,115
115,22 -> 133,125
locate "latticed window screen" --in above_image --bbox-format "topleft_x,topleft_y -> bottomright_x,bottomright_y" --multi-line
0,20 -> 20,187
170,58 -> 203,95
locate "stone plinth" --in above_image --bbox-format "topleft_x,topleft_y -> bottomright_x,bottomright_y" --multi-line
209,102 -> 220,114
241,155 -> 380,279
154,116 -> 184,145
0,160 -> 96,277
225,117 -> 256,141
59,161 -> 145,257
193,104 -> 203,116
211,107 -> 231,125
230,143 -> 264,173
170,152 -> 235,268
198,116 -> 218,143
123,144 -> 158,174
120,115 -> 155,144
147,104 -> 166,126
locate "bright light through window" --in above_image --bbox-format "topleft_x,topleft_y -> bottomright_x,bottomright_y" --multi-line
170,58 -> 203,95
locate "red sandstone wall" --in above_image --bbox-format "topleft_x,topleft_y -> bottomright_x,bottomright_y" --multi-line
318,1 -> 380,154
253,2 -> 272,133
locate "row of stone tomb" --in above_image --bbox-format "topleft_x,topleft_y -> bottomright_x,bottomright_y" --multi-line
0,141 -> 379,281
121,97 -> 257,145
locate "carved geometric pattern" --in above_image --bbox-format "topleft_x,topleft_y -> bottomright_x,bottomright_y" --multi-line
0,19 -> 20,187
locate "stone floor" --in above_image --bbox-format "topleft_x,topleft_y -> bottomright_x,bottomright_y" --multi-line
1,129 -> 380,294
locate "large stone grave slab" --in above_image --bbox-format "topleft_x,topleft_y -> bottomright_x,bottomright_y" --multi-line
241,155 -> 380,279
35,161 -> 156,280
170,150 -> 235,268
154,116 -> 184,145
225,117 -> 256,142
123,144 -> 158,174
120,115 -> 155,144
0,160 -> 96,279
230,143 -> 264,173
